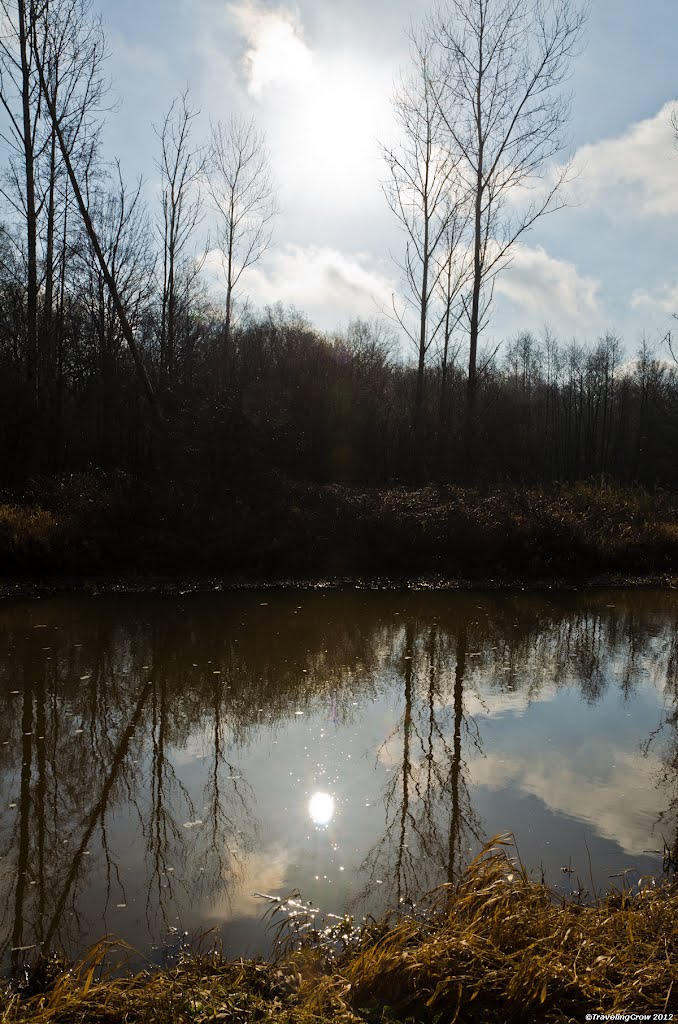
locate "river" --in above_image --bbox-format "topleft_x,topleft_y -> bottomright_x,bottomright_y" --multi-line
0,588 -> 676,973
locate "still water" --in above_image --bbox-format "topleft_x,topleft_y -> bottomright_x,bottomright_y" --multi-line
1,589 -> 677,973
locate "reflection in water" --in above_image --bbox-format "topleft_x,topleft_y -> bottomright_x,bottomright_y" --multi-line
309,793 -> 335,826
359,622 -> 483,909
0,589 -> 676,971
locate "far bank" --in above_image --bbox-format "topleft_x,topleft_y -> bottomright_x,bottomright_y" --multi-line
1,475 -> 677,584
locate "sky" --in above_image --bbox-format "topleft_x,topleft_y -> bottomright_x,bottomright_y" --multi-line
95,0 -> 678,357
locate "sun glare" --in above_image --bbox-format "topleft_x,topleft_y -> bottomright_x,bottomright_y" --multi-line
308,791 -> 335,826
246,18 -> 314,97
229,4 -> 395,203
264,53 -> 392,207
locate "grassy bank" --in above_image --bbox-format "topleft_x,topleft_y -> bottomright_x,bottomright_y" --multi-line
2,839 -> 676,1023
0,473 -> 677,581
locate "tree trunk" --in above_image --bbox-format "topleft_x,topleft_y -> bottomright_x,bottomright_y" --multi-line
18,0 -> 39,443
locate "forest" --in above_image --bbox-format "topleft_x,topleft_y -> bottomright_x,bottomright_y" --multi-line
0,0 -> 676,579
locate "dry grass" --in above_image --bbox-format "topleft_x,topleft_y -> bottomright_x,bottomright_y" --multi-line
2,838 -> 677,1023
311,836 -> 678,1021
0,503 -> 60,566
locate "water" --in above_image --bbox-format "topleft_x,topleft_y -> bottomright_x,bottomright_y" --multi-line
0,588 -> 676,974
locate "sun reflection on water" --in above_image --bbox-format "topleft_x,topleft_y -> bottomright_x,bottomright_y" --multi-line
308,791 -> 335,826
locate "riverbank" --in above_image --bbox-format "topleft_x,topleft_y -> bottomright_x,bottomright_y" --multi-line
1,474 -> 677,586
2,839 -> 676,1023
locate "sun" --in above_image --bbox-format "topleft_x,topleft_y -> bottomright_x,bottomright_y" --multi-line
308,791 -> 335,826
230,4 -> 393,204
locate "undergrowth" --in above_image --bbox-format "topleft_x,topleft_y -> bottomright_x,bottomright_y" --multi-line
0,474 -> 677,579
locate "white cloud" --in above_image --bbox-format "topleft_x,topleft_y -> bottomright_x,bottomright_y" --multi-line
235,244 -> 397,328
569,101 -> 678,218
462,682 -> 559,720
205,845 -> 292,920
495,244 -> 601,324
471,747 -> 666,857
631,279 -> 678,314
228,0 -> 314,97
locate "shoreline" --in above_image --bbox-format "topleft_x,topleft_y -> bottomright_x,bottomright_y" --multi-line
1,570 -> 678,602
2,841 -> 676,1022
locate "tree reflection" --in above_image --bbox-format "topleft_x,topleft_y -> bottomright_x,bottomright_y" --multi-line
357,591 -> 678,907
359,617 -> 484,909
0,605 -> 260,969
1,589 -> 678,970
642,620 -> 678,867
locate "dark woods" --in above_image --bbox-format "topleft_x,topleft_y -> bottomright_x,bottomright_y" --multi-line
0,290 -> 675,489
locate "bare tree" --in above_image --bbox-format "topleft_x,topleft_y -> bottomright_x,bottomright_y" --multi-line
429,0 -> 589,464
32,0 -> 161,420
0,0 -> 43,409
154,90 -> 204,385
434,198 -> 469,440
75,166 -> 155,463
205,115 -> 278,382
381,31 -> 467,435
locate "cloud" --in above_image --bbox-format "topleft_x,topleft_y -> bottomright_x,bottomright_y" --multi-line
204,845 -> 292,920
495,244 -> 601,324
462,683 -> 559,720
631,279 -> 678,314
569,101 -> 678,218
234,244 -> 397,328
471,747 -> 666,857
228,0 -> 314,97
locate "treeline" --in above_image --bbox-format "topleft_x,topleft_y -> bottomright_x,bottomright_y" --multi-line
1,280 -> 676,488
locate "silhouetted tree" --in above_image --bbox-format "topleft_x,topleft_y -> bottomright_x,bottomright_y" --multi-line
205,116 -> 278,388
155,90 -> 204,386
381,30 -> 467,440
429,0 -> 589,468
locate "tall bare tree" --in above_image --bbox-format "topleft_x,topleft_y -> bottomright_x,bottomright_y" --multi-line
155,90 -> 204,386
434,197 -> 469,442
205,115 -> 278,383
0,0 -> 43,410
429,0 -> 589,463
381,31 -> 467,435
76,166 -> 155,464
32,0 -> 161,421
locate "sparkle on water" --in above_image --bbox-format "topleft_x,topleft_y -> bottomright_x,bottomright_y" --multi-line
309,791 -> 335,826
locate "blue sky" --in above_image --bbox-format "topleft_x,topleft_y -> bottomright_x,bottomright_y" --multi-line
95,0 -> 678,355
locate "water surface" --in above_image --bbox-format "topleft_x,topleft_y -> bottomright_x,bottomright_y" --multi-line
1,588 -> 676,973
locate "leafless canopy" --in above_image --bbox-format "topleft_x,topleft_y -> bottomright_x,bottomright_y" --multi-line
430,0 -> 590,403
154,89 -> 205,382
380,29 -> 471,430
205,115 -> 278,347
